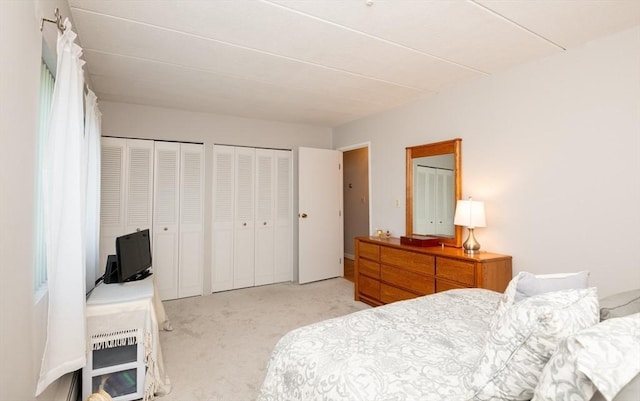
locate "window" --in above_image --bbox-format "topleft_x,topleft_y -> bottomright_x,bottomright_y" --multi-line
34,60 -> 54,297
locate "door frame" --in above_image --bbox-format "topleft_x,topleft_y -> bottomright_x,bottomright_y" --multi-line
338,142 -> 372,260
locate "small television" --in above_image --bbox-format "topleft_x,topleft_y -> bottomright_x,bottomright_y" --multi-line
106,229 -> 153,283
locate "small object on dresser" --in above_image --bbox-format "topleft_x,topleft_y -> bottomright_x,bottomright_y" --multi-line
375,229 -> 384,238
400,235 -> 440,247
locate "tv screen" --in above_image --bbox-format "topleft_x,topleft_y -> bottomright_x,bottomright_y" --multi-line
115,229 -> 152,282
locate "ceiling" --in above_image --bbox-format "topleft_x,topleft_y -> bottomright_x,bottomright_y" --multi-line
67,0 -> 640,128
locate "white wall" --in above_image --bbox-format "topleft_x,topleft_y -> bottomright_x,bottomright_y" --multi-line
2,2 -> 328,391
2,3 -> 636,397
333,27 -> 640,297
100,101 -> 333,289
0,0 -> 76,399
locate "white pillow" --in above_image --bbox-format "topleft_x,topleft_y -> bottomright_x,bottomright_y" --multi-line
599,289 -> 640,321
468,287 -> 600,401
489,271 -> 523,330
576,313 -> 640,400
514,271 -> 590,302
490,271 -> 590,330
531,336 -> 597,401
533,313 -> 640,401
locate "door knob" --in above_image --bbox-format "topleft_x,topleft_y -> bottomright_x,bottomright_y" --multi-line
300,213 -> 308,218
243,222 -> 247,226
163,227 -> 168,231
263,222 -> 267,225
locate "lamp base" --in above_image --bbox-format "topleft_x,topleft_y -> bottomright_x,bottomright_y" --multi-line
462,228 -> 481,254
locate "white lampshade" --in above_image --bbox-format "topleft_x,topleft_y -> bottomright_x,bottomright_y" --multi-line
453,199 -> 486,228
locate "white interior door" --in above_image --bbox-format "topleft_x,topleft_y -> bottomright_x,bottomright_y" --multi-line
298,147 -> 343,284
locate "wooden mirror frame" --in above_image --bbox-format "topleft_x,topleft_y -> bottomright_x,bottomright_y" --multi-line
406,138 -> 462,247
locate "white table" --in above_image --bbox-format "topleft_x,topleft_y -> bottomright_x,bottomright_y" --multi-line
84,277 -> 171,401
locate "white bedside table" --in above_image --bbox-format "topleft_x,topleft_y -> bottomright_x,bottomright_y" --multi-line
83,277 -> 171,401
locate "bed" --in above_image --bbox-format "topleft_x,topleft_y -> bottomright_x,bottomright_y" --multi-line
258,274 -> 640,401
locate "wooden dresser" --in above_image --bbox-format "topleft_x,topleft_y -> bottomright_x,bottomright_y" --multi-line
355,236 -> 512,306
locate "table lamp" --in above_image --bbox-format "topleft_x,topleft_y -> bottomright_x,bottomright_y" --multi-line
453,197 -> 486,254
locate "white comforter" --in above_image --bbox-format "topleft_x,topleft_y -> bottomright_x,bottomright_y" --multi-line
258,288 -> 500,401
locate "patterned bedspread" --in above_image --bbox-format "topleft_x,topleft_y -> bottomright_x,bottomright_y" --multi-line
257,288 -> 501,401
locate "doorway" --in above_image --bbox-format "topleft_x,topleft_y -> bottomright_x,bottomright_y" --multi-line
341,145 -> 370,281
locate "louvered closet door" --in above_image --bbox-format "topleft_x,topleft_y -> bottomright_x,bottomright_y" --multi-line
153,142 -> 180,300
254,149 -> 275,286
424,167 -> 438,235
178,144 -> 204,298
414,165 -> 429,235
100,138 -> 154,277
124,139 -> 154,236
212,145 -> 235,292
99,137 -> 126,275
435,168 -> 455,236
233,147 -> 255,289
274,150 -> 293,283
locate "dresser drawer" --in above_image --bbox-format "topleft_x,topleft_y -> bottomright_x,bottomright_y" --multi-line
381,265 -> 435,295
358,258 -> 380,279
358,241 -> 380,261
358,275 -> 380,300
436,257 -> 475,286
381,247 -> 435,275
436,278 -> 469,292
354,236 -> 511,307
380,283 -> 420,304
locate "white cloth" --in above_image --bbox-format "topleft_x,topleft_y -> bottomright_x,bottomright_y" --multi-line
86,278 -> 171,400
37,20 -> 88,395
84,89 -> 101,292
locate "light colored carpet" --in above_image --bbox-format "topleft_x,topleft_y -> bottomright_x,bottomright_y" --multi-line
158,278 -> 370,401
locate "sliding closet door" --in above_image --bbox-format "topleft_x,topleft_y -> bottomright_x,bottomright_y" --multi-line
153,141 -> 180,300
254,149 -> 275,286
233,147 -> 255,289
212,145 -> 235,292
178,144 -> 204,298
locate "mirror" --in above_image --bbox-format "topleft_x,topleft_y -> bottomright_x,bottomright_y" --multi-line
406,138 -> 462,247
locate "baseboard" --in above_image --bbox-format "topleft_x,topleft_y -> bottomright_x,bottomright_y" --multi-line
54,370 -> 81,401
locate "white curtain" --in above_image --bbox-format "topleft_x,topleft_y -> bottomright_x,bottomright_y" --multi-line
37,21 -> 88,395
84,89 -> 101,293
